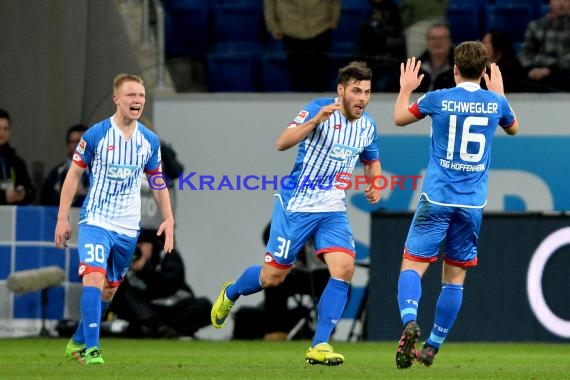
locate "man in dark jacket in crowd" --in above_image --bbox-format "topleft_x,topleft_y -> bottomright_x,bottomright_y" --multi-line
0,109 -> 35,205
40,124 -> 90,207
111,231 -> 212,338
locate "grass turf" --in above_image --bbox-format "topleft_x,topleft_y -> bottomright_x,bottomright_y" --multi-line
0,338 -> 569,379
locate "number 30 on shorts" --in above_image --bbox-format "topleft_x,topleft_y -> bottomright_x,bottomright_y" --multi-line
84,243 -> 105,263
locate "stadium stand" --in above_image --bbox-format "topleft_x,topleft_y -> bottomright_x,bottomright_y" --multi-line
164,0 -> 554,92
164,0 -> 210,58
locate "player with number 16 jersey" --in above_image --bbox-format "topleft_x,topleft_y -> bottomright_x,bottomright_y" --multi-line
409,81 -> 516,208
392,43 -> 518,369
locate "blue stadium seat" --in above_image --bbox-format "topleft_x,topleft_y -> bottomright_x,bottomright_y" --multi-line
493,0 -> 542,4
485,4 -> 535,43
164,0 -> 210,58
448,0 -> 487,5
327,52 -> 354,91
446,4 -> 484,44
206,51 -> 258,92
214,41 -> 263,53
331,3 -> 369,53
214,0 -> 262,4
265,38 -> 284,52
213,4 -> 265,45
490,0 -> 547,20
538,3 -> 550,18
341,0 -> 371,7
260,51 -> 292,92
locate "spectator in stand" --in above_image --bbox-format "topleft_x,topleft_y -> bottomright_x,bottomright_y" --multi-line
40,124 -> 90,207
264,0 -> 341,92
400,0 -> 449,57
482,31 -> 527,93
519,0 -> 570,92
0,109 -> 35,205
416,23 -> 455,93
354,0 -> 406,92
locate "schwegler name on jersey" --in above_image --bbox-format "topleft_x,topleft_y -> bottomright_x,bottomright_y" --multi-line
408,82 -> 516,208
73,117 -> 162,236
279,98 -> 380,213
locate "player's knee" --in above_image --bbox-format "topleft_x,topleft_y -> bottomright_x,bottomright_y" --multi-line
261,274 -> 285,288
101,280 -> 118,301
260,270 -> 288,288
329,262 -> 354,281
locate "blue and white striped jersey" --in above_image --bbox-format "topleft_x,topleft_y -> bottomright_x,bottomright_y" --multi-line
279,98 -> 380,212
73,117 -> 161,236
409,82 -> 516,207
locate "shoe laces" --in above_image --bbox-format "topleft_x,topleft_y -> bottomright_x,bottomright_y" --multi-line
83,348 -> 102,359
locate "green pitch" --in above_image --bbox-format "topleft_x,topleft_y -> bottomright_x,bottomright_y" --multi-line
0,338 -> 569,380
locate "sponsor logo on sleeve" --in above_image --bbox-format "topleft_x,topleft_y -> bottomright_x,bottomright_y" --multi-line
77,138 -> 86,154
288,110 -> 309,128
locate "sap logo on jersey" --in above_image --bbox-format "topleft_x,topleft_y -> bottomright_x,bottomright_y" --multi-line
107,164 -> 139,181
329,143 -> 359,161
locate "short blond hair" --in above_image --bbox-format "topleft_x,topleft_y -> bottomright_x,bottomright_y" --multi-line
113,73 -> 144,95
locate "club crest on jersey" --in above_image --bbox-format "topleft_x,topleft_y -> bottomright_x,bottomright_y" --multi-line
329,143 -> 359,161
107,164 -> 139,181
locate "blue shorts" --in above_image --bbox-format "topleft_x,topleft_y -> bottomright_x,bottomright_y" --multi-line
77,224 -> 139,286
404,195 -> 483,267
265,196 -> 356,268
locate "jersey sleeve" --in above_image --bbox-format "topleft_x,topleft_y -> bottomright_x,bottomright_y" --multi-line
498,96 -> 516,129
359,127 -> 380,164
411,92 -> 435,119
287,100 -> 321,128
72,127 -> 96,168
144,135 -> 162,174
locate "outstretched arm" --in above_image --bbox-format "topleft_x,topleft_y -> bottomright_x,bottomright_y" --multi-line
394,57 -> 424,126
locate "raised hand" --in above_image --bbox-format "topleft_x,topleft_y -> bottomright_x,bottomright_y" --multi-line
313,102 -> 341,125
400,57 -> 424,93
483,63 -> 505,96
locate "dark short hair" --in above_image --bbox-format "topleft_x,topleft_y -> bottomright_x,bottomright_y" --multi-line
66,124 -> 88,143
338,61 -> 373,86
0,109 -> 11,124
455,41 -> 489,80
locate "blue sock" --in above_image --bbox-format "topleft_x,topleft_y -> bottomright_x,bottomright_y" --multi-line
426,283 -> 463,349
81,286 -> 102,350
226,265 -> 262,301
72,299 -> 111,344
397,269 -> 422,325
72,321 -> 84,344
311,277 -> 350,347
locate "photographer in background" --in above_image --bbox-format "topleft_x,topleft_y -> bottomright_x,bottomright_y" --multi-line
0,108 -> 35,205
110,230 -> 212,338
